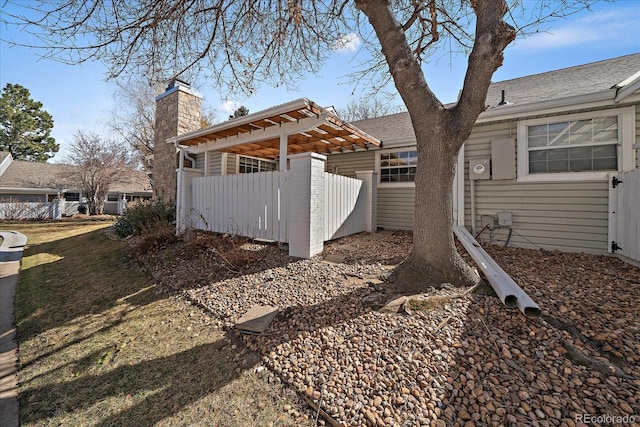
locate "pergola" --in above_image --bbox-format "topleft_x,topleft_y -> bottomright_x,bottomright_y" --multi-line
168,98 -> 382,168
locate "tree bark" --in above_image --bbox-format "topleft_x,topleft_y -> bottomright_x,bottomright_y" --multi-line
356,0 -> 515,290
396,119 -> 478,292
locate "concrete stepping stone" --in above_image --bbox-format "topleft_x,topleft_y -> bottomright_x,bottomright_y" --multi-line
322,254 -> 346,264
235,305 -> 279,334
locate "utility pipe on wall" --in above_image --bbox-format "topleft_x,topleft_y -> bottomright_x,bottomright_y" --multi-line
469,179 -> 476,235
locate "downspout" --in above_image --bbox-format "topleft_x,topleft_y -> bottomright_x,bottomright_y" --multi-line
455,225 -> 541,318
470,179 -> 476,234
184,150 -> 196,168
175,142 -> 186,234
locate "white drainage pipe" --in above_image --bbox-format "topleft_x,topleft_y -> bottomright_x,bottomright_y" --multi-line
454,225 -> 541,318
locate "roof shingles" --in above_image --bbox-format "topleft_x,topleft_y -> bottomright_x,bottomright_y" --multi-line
352,53 -> 640,143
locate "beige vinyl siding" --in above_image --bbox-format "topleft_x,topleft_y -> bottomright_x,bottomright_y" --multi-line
472,180 -> 609,253
209,152 -> 224,175
377,187 -> 415,230
635,106 -> 640,168
194,153 -> 205,170
193,152 -> 224,175
463,119 -> 611,254
227,154 -> 238,174
325,151 -> 376,178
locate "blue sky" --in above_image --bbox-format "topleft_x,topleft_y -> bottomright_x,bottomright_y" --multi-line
1,1 -> 639,163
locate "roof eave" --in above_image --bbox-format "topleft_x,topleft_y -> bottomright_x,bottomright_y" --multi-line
169,98 -> 315,145
0,187 -> 74,194
614,71 -> 640,103
476,89 -> 619,123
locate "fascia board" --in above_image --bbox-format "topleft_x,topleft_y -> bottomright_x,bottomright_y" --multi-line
0,187 -> 72,194
615,75 -> 640,103
169,98 -> 312,145
476,90 -> 617,123
185,115 -> 327,154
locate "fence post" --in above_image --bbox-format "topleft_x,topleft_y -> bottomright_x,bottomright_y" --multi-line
176,168 -> 203,234
52,198 -> 65,220
355,170 -> 378,233
288,153 -> 326,258
118,195 -> 127,215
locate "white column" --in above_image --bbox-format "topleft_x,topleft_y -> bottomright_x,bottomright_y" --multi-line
279,132 -> 288,170
52,197 -> 65,220
288,152 -> 326,258
118,194 -> 127,215
204,151 -> 210,176
355,170 -> 378,232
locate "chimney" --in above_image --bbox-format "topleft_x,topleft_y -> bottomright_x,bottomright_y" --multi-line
153,80 -> 202,203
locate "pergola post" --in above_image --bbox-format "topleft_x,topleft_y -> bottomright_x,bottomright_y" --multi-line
279,132 -> 288,170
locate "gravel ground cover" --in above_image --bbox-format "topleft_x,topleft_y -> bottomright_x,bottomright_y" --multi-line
136,230 -> 640,426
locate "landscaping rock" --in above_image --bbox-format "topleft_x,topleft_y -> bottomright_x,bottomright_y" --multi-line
137,230 -> 640,427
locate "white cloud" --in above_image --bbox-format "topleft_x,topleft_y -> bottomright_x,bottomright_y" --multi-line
515,10 -> 637,51
333,32 -> 362,53
218,100 -> 239,113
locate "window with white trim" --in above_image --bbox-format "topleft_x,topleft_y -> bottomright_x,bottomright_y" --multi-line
517,107 -> 635,182
238,155 -> 277,173
379,150 -> 417,183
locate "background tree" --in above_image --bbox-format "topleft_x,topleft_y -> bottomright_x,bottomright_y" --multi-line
66,130 -> 137,215
228,106 -> 249,120
110,77 -> 218,171
337,97 -> 405,122
5,0 -> 596,290
109,78 -> 160,171
0,83 -> 58,162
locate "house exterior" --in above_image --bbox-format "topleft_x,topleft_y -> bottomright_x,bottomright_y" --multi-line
0,152 -> 153,219
330,53 -> 640,256
159,53 -> 639,260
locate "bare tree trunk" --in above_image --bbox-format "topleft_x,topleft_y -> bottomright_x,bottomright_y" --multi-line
357,0 -> 515,291
394,124 -> 478,292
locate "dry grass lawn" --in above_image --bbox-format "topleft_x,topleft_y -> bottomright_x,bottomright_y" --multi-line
7,220 -> 305,426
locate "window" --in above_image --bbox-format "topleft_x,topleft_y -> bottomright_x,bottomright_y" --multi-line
517,107 -> 635,182
63,192 -> 80,201
238,156 -> 277,173
379,150 -> 417,183
107,193 -> 119,202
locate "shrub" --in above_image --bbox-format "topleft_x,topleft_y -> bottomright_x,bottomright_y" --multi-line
113,200 -> 175,237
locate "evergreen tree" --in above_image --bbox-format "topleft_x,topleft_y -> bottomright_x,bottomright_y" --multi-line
228,106 -> 249,120
0,83 -> 58,162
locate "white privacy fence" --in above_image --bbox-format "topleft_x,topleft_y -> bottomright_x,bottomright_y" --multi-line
191,171 -> 288,242
0,201 -> 51,220
609,170 -> 640,263
181,153 -> 378,258
324,172 -> 367,241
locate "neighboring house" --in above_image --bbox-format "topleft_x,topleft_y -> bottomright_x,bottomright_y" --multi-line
155,53 -> 640,262
0,152 -> 153,218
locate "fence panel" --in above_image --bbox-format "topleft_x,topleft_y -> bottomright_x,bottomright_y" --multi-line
191,171 -> 288,242
0,202 -> 51,220
609,169 -> 640,263
324,173 -> 366,241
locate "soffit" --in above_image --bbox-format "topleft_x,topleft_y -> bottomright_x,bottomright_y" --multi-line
174,98 -> 381,159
